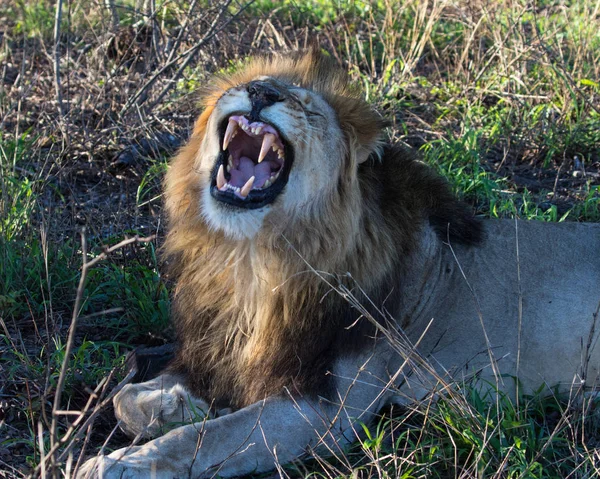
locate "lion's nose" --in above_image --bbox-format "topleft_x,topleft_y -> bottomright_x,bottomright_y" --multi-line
246,81 -> 285,121
247,81 -> 285,105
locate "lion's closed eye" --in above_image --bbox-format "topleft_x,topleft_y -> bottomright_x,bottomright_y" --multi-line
304,109 -> 326,119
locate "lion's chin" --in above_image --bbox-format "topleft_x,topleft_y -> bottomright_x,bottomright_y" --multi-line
201,185 -> 270,240
209,114 -> 293,210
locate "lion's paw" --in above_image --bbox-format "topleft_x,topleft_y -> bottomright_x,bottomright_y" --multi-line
77,447 -> 143,479
114,382 -> 211,438
78,445 -> 185,479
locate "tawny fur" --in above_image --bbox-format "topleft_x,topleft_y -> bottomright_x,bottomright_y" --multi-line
162,50 -> 481,408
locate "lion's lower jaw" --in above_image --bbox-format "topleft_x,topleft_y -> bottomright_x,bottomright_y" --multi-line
201,187 -> 268,239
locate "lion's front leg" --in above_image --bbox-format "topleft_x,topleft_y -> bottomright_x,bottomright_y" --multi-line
80,395 -> 361,479
78,349 -> 396,479
113,373 -> 217,439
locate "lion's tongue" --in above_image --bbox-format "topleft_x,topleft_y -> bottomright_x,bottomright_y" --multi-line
229,156 -> 273,188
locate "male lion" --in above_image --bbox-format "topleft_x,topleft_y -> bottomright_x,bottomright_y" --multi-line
80,50 -> 600,478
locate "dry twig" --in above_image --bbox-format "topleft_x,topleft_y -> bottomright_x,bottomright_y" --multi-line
53,0 -> 65,118
44,232 -> 155,475
121,0 -> 255,116
104,0 -> 120,32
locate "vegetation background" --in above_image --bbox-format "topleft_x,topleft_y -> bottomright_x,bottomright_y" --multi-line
0,0 -> 599,477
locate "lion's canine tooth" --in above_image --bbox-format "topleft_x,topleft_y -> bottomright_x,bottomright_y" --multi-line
223,119 -> 238,151
240,176 -> 255,197
216,164 -> 226,189
258,133 -> 276,163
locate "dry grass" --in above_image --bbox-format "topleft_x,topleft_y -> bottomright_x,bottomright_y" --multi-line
0,0 -> 599,477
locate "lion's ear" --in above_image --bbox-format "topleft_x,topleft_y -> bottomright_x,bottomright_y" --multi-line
355,117 -> 389,164
356,135 -> 384,164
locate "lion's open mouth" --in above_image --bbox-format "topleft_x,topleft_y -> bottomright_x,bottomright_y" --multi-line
210,115 -> 292,209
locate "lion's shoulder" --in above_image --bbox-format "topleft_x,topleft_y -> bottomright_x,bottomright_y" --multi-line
363,144 -> 484,247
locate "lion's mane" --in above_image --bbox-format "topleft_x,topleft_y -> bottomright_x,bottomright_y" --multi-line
162,50 -> 482,408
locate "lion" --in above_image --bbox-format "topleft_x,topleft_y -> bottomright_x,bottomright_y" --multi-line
79,50 -> 600,478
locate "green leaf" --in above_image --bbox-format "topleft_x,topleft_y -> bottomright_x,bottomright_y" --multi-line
578,78 -> 598,88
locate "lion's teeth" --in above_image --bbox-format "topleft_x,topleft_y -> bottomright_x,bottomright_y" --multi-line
216,164 -> 226,189
223,119 -> 238,151
258,133 -> 275,163
263,179 -> 271,188
240,176 -> 255,198
255,126 -> 263,135
277,149 -> 284,159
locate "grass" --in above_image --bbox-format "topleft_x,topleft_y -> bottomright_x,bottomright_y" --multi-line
0,132 -> 168,474
0,0 -> 598,477
350,389 -> 600,478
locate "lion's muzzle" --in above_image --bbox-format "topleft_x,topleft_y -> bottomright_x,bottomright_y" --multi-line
210,109 -> 292,209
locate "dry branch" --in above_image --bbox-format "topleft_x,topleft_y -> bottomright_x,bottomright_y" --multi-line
120,0 -> 255,116
53,0 -> 65,118
44,232 -> 155,475
105,0 -> 120,32
164,0 -> 199,65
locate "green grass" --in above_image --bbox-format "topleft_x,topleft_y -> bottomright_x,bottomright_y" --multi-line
0,133 -> 170,473
83,244 -> 170,339
7,0 -> 56,38
0,133 -> 168,336
0,134 -> 72,320
368,391 -> 599,478
298,383 -> 600,478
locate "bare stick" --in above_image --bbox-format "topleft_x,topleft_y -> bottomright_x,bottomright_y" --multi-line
514,218 -> 523,408
445,226 -> 502,387
53,0 -> 65,118
33,367 -> 137,478
165,0 -> 198,65
105,0 -> 120,32
38,421 -> 47,479
48,232 -> 154,471
580,300 -> 600,391
119,0 -> 254,116
49,227 -> 88,472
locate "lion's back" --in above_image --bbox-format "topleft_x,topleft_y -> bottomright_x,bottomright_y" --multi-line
430,219 -> 600,395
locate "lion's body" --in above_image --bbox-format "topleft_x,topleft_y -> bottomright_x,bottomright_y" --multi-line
80,51 -> 600,479
407,219 -> 600,399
